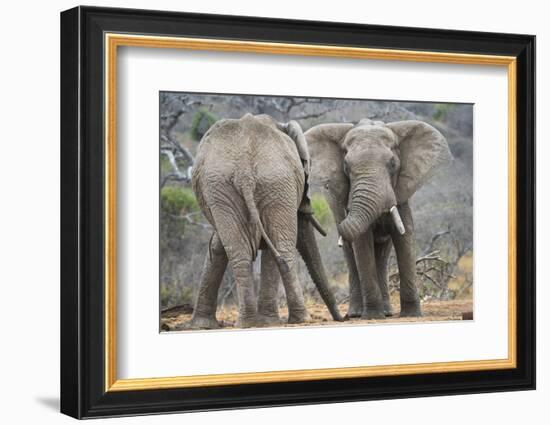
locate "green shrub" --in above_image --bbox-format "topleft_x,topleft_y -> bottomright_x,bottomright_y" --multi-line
432,104 -> 454,122
191,108 -> 217,141
310,193 -> 333,227
160,186 -> 199,215
160,155 -> 173,174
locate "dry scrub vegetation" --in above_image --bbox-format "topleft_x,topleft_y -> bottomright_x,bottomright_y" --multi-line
159,93 -> 473,331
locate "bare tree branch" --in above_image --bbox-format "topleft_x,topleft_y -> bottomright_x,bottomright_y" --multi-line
168,212 -> 211,229
160,135 -> 195,164
220,280 -> 236,308
293,110 -> 330,121
160,95 -> 203,136
424,229 -> 451,254
389,250 -> 455,299
160,148 -> 192,187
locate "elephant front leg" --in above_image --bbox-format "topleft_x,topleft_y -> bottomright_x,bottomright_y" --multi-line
353,229 -> 385,320
189,232 -> 228,329
324,195 -> 361,318
375,239 -> 393,316
257,250 -> 282,326
390,202 -> 422,317
342,243 -> 363,318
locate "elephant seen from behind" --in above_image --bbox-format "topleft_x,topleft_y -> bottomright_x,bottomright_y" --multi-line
190,113 -> 342,329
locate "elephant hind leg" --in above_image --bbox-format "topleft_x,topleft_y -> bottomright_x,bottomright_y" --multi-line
278,250 -> 310,324
209,200 -> 261,328
262,209 -> 309,324
189,232 -> 227,329
257,250 -> 283,326
230,257 -> 258,327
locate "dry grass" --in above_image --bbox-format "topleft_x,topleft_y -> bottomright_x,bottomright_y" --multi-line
447,252 -> 473,298
161,298 -> 473,332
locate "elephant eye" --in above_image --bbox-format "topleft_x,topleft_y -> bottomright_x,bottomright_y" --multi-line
343,160 -> 350,177
388,157 -> 397,175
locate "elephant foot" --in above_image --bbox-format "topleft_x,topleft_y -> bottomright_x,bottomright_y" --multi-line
256,313 -> 282,327
383,300 -> 394,317
346,306 -> 363,319
399,301 -> 422,317
235,315 -> 262,328
361,307 -> 386,320
188,314 -> 221,330
288,310 -> 311,324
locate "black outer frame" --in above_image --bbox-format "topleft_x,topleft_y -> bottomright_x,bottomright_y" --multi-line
60,5 -> 535,419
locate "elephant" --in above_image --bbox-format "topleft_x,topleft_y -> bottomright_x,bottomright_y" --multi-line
189,113 -> 342,329
305,119 -> 452,319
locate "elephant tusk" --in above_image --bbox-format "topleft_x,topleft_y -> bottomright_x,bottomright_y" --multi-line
390,205 -> 406,235
308,215 -> 328,237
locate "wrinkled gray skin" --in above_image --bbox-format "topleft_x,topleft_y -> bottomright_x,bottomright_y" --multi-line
306,119 -> 452,319
190,114 -> 342,329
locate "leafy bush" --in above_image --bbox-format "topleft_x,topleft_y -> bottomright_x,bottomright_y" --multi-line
160,186 -> 198,215
160,187 -> 201,276
310,193 -> 333,227
432,104 -> 454,122
160,155 -> 174,174
191,108 -> 217,141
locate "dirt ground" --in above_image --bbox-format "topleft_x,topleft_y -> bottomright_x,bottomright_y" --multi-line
161,298 -> 473,332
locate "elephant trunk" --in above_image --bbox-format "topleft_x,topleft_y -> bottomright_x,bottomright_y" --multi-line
337,174 -> 384,242
308,214 -> 328,237
297,214 -> 343,321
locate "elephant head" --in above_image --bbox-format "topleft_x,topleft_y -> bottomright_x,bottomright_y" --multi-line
306,119 -> 452,242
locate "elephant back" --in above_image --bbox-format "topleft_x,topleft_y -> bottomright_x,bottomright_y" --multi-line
192,114 -> 305,218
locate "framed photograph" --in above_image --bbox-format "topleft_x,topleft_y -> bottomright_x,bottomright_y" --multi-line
60,6 -> 535,419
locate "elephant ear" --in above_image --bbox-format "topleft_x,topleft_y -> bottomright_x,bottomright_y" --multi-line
305,123 -> 354,211
277,120 -> 310,175
387,120 -> 452,204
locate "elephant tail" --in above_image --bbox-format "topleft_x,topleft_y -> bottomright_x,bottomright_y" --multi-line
241,185 -> 290,274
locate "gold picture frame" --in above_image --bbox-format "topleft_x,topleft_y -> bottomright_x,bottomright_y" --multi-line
104,33 -> 517,392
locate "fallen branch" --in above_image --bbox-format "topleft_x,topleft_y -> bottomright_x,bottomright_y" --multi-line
420,272 -> 443,289
389,250 -> 454,297
416,250 -> 443,262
